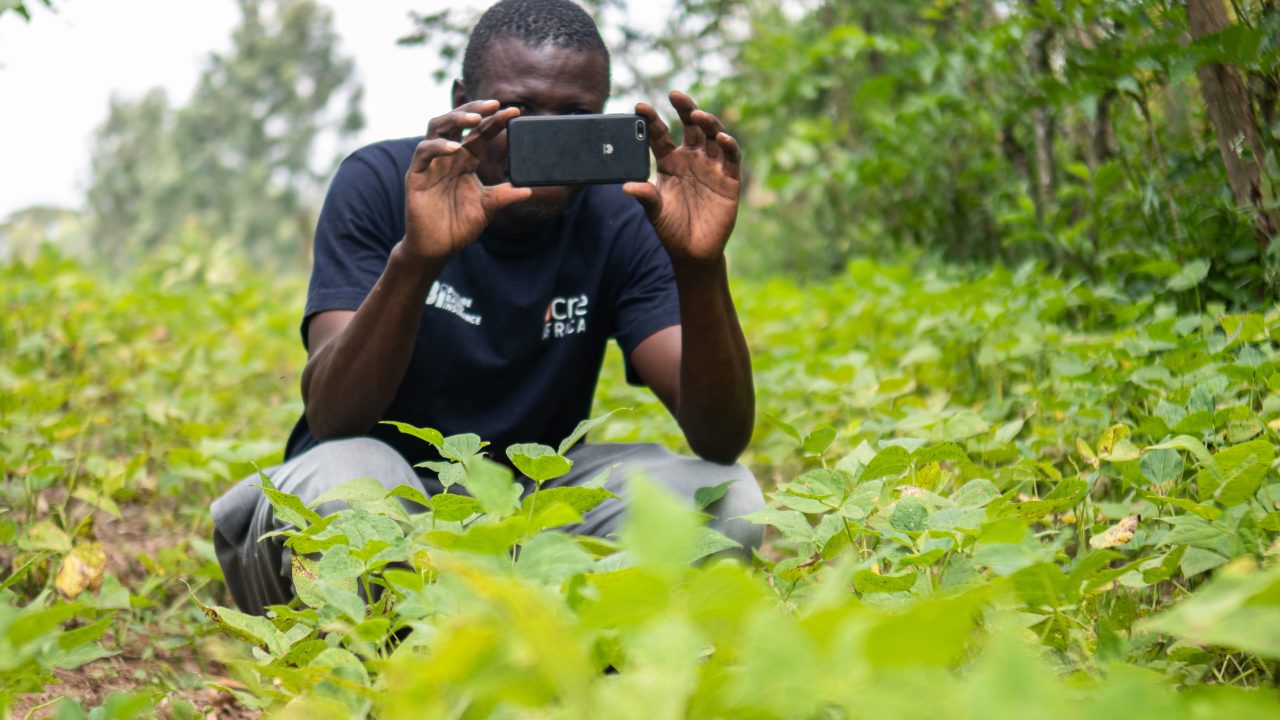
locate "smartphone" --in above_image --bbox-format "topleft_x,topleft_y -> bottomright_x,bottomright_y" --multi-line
506,114 -> 650,187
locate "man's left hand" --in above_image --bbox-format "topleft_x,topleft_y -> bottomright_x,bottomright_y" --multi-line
624,91 -> 741,265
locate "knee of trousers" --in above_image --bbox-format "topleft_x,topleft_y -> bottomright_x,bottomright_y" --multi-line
703,463 -> 767,553
276,437 -> 423,517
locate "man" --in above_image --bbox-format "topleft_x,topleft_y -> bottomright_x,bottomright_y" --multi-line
212,0 -> 764,615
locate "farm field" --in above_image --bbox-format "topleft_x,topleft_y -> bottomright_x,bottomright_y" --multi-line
3,243 -> 1279,718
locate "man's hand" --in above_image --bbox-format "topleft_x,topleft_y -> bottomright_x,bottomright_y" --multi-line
404,100 -> 532,262
623,91 -> 742,265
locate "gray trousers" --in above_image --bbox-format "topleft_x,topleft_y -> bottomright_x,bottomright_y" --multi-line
211,438 -> 766,615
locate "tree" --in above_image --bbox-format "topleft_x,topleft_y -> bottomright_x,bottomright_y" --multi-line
86,0 -> 364,267
1186,0 -> 1278,251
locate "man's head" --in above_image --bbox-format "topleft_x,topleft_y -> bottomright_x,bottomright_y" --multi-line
453,0 -> 612,233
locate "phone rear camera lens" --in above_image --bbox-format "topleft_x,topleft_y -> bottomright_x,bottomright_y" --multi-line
636,120 -> 646,141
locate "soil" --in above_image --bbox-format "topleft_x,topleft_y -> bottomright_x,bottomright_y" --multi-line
11,499 -> 256,719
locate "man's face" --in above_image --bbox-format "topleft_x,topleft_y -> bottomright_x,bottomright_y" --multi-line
455,37 -> 609,234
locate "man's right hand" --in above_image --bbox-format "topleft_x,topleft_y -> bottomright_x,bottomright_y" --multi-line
404,100 -> 532,262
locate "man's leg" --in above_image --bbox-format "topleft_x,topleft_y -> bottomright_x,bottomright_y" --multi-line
551,443 -> 766,557
210,437 -> 426,615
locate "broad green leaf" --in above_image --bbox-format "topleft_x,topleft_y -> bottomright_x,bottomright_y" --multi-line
1166,259 -> 1210,291
1220,312 -> 1265,343
381,421 -> 444,450
912,442 -> 970,465
521,486 -> 615,517
854,568 -> 918,593
441,433 -> 486,461
944,411 -> 990,440
620,475 -> 701,573
259,474 -> 322,529
1142,561 -> 1280,659
1198,439 -> 1274,506
861,446 -> 911,482
517,531 -> 595,584
557,408 -> 627,455
506,443 -> 574,484
952,479 -> 999,507
459,458 -> 521,518
802,426 -> 837,455
202,604 -> 289,656
742,507 -> 816,545
694,479 -> 737,511
428,493 -> 484,522
690,527 -> 743,562
889,498 -> 928,532
1140,448 -> 1184,486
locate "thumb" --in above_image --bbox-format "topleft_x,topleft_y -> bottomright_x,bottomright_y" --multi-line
480,183 -> 534,214
623,182 -> 662,224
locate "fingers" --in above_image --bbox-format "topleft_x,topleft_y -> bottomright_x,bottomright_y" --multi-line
480,182 -> 534,214
669,90 -> 704,149
409,137 -> 463,175
622,181 -> 662,223
636,102 -> 677,161
716,132 -> 741,180
426,99 -> 500,142
462,106 -> 521,159
691,108 -> 726,160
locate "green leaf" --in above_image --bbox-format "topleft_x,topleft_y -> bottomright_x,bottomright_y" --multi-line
258,475 -> 321,529
690,527 -> 742,562
19,519 -> 72,553
521,486 -> 615,517
853,568 -> 918,593
943,411 -> 989,440
619,475 -> 701,572
517,531 -> 595,584
889,498 -> 928,532
694,479 -> 736,511
742,508 -> 816,545
1199,439 -> 1274,506
1220,312 -> 1265,343
428,493 -> 484,522
1141,561 -> 1280,659
802,426 -> 837,455
912,442 -> 970,465
1151,435 -> 1222,483
506,443 -> 573,484
861,446 -> 911,482
557,408 -> 627,455
1166,259 -> 1210,291
459,459 -> 521,518
1140,448 -> 1184,486
442,433 -> 486,461
310,477 -> 393,511
381,421 -> 444,450
202,604 -> 289,656
951,479 -> 999,507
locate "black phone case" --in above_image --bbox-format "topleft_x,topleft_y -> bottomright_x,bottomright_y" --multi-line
507,114 -> 650,187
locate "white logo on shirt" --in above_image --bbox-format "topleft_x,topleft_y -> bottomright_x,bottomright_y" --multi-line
543,294 -> 589,339
426,281 -> 482,325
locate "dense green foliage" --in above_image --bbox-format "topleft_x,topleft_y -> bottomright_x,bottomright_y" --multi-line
702,0 -> 1280,295
4,241 -> 1280,716
84,0 -> 363,268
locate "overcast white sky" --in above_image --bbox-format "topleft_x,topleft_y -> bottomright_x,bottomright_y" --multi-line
0,0 -> 507,218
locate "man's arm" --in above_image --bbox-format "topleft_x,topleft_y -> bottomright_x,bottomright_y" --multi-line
623,92 -> 754,464
302,101 -> 530,440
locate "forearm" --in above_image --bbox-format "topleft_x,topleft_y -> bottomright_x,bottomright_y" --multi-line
302,240 -> 444,439
673,255 -> 755,463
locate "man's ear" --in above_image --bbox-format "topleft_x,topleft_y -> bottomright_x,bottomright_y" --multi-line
451,80 -> 467,109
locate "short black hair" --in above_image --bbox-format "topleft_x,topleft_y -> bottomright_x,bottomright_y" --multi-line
462,0 -> 610,95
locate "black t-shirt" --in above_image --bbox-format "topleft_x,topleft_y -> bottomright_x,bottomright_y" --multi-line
284,137 -> 680,467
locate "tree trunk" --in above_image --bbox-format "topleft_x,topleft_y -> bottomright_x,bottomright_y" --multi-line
1025,0 -> 1057,224
1186,0 -> 1278,246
